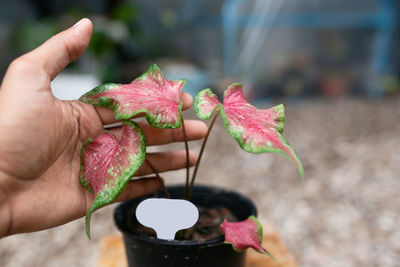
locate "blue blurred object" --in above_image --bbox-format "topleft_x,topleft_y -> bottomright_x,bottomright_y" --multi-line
221,0 -> 397,97
162,63 -> 210,97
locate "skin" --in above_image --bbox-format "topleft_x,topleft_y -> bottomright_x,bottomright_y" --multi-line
0,18 -> 207,238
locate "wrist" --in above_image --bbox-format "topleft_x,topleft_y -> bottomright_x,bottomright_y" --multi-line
0,172 -> 11,238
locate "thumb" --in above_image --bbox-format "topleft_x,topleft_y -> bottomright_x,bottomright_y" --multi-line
34,18 -> 93,80
12,18 -> 93,82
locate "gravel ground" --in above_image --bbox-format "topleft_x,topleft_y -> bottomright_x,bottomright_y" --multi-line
1,97 -> 400,267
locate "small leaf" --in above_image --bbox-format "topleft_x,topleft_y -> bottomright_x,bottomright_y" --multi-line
194,83 -> 303,178
193,88 -> 221,120
79,120 -> 146,238
79,64 -> 186,129
220,216 -> 279,264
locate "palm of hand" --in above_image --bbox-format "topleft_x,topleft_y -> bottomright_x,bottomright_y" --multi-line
0,19 -> 205,236
0,68 -> 105,233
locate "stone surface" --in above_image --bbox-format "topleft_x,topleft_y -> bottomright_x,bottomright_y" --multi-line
1,97 -> 400,266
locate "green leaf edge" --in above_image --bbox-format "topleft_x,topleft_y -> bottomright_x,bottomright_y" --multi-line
271,104 -> 285,135
79,138 -> 95,193
84,120 -> 146,239
248,215 -> 263,243
79,64 -> 185,129
193,88 -> 221,120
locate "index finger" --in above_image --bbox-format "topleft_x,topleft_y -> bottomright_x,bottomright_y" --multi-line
95,92 -> 193,125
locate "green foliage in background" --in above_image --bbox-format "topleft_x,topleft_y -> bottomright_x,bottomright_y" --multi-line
8,2 -> 143,83
10,18 -> 60,54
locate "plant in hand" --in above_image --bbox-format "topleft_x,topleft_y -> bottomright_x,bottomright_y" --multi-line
79,64 -> 188,238
79,64 -> 303,262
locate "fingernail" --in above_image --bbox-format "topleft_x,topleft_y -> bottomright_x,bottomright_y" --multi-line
72,18 -> 85,28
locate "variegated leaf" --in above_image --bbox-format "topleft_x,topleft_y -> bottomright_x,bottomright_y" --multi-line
194,83 -> 303,178
220,216 -> 278,263
79,120 -> 146,238
79,64 -> 185,129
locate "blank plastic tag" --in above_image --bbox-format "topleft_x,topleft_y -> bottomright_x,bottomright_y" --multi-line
136,198 -> 199,240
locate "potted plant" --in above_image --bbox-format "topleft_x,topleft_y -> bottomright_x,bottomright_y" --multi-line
78,64 -> 303,267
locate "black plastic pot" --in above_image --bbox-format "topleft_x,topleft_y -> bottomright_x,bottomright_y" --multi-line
114,185 -> 257,267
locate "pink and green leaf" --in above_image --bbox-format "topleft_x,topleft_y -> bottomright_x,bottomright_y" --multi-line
193,88 -> 221,120
79,120 -> 146,239
79,64 -> 185,129
220,216 -> 279,264
194,83 -> 303,179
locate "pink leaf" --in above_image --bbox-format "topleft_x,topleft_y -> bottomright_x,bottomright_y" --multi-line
220,216 -> 278,263
193,88 -> 221,120
194,83 -> 303,178
79,64 -> 185,129
79,120 -> 146,238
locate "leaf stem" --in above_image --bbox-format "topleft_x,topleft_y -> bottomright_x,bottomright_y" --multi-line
187,112 -> 219,200
145,158 -> 170,198
181,117 -> 190,200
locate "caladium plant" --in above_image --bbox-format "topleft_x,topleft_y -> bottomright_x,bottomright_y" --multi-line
79,64 -> 303,263
188,82 -> 303,262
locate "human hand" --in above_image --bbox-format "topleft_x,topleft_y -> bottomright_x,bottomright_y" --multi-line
0,18 -> 206,237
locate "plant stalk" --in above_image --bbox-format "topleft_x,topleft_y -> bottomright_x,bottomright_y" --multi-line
187,112 -> 219,200
145,158 -> 170,198
181,117 -> 190,200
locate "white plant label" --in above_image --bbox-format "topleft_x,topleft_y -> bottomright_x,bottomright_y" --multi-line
136,198 -> 199,240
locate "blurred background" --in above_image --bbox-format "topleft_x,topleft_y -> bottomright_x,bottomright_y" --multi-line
1,0 -> 400,266
1,0 -> 400,98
